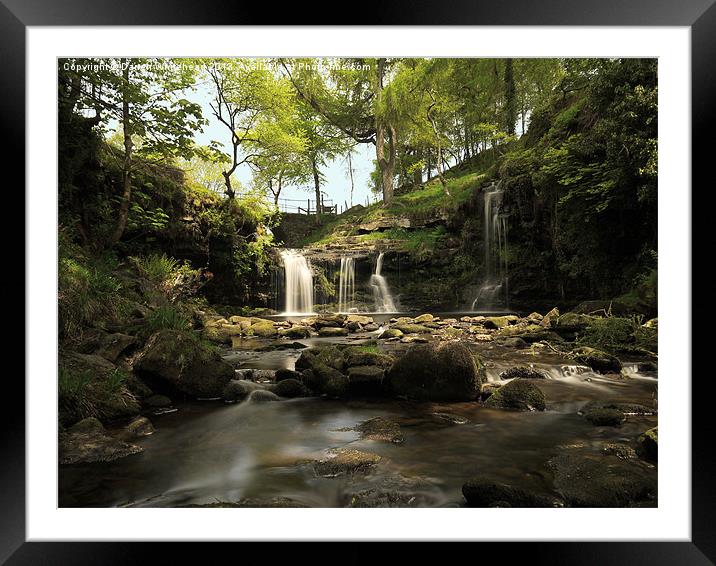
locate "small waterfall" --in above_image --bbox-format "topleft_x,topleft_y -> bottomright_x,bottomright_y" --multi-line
337,256 -> 356,313
472,183 -> 509,311
371,252 -> 397,312
280,249 -> 314,315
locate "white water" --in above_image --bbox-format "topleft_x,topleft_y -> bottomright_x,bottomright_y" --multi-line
337,256 -> 356,313
370,252 -> 397,313
472,183 -> 509,310
280,249 -> 314,315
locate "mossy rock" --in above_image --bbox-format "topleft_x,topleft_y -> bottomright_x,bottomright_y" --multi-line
639,427 -> 658,461
343,348 -> 393,368
484,315 -> 518,329
318,326 -> 349,337
462,477 -> 560,507
572,346 -> 622,373
274,368 -> 302,383
548,452 -> 657,507
378,328 -> 403,339
134,330 -> 234,398
414,313 -> 435,323
385,342 -> 485,401
279,326 -> 312,339
273,378 -> 310,398
247,389 -> 281,403
314,449 -> 381,477
391,323 -> 432,334
356,416 -> 403,443
295,345 -> 345,372
497,324 -> 542,337
584,407 -> 626,426
247,321 -> 278,338
557,312 -> 594,328
483,378 -> 546,411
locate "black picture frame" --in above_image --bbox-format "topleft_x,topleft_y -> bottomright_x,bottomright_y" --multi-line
4,1 -> 708,563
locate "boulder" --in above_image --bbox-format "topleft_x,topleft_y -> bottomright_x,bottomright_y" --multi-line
343,348 -> 393,368
572,346 -> 622,373
278,326 -> 312,339
247,389 -> 281,403
247,321 -> 277,338
133,330 -> 234,398
414,313 -> 435,323
347,365 -> 385,395
556,312 -> 594,329
385,342 -> 485,401
540,307 -> 560,328
228,315 -> 253,329
312,314 -> 346,328
548,452 -> 657,507
274,368 -> 302,383
639,427 -> 658,460
391,323 -> 431,335
124,416 -> 155,438
584,407 -> 626,426
483,315 -> 519,329
345,314 -> 374,326
462,477 -> 560,507
314,449 -> 381,477
221,379 -> 265,402
273,378 -> 310,398
483,378 -> 546,411
59,417 -> 142,465
378,328 -> 403,339
318,326 -> 349,337
76,330 -> 138,363
580,401 -> 656,416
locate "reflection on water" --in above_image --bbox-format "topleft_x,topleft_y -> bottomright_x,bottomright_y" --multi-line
59,343 -> 658,508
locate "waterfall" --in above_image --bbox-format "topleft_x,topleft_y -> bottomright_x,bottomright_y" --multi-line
337,256 -> 356,313
371,252 -> 397,312
280,249 -> 314,315
472,183 -> 509,311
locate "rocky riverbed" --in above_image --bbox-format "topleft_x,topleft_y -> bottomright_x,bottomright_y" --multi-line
59,308 -> 658,508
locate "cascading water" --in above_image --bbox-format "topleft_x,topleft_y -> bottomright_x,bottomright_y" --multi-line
280,249 -> 314,315
371,252 -> 397,312
337,256 -> 356,313
472,182 -> 509,311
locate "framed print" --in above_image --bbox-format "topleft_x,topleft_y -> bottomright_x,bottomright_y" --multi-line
4,0 -> 711,562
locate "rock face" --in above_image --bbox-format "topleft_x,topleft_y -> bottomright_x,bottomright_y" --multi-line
462,477 -> 560,507
59,417 -> 143,465
483,378 -> 546,411
385,342 -> 485,401
548,452 -> 657,507
134,330 -> 234,398
572,347 -> 622,373
77,330 -> 138,363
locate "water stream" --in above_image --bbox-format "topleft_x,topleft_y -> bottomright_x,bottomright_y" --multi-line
473,183 -> 509,311
337,256 -> 356,313
370,252 -> 397,313
280,249 -> 314,315
59,339 -> 657,508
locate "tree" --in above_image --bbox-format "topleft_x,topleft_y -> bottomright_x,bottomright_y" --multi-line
60,58 -> 205,246
280,57 -> 400,205
205,59 -> 301,200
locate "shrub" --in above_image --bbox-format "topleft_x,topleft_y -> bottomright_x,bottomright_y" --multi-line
141,305 -> 191,337
130,253 -> 179,284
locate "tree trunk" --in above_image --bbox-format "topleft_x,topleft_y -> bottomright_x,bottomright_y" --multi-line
109,62 -> 133,246
312,157 -> 321,225
504,58 -> 517,135
374,58 -> 395,206
347,151 -> 355,207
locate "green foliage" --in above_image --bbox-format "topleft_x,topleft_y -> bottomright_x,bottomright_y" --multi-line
141,305 -> 191,336
58,234 -> 131,341
130,253 -> 179,284
578,315 -> 657,354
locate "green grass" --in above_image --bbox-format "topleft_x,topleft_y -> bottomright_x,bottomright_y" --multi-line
300,168 -> 486,248
140,305 -> 191,337
129,253 -> 179,284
